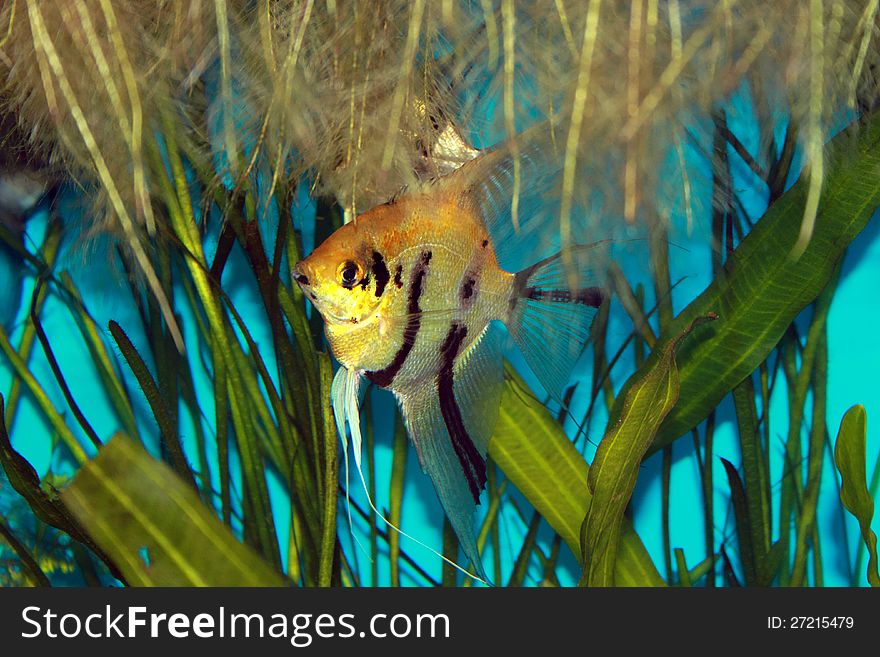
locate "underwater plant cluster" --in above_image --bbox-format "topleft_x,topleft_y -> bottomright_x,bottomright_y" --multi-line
0,0 -> 878,587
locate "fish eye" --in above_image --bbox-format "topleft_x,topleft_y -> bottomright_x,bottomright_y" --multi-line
337,260 -> 363,288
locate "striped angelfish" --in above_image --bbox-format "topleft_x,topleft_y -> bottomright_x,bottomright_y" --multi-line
293,134 -> 606,582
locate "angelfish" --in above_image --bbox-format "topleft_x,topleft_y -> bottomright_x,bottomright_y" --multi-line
293,137 -> 606,581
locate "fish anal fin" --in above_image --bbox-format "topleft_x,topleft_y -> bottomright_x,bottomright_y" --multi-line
396,324 -> 503,581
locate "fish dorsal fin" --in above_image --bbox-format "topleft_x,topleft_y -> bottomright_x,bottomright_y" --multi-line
442,123 -> 564,273
397,323 -> 504,582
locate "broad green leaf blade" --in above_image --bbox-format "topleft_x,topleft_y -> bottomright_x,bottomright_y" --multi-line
62,435 -> 288,587
581,314 -> 716,587
490,365 -> 665,587
833,405 -> 880,587
621,112 -> 880,452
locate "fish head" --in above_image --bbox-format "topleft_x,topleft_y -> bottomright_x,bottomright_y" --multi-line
293,221 -> 386,331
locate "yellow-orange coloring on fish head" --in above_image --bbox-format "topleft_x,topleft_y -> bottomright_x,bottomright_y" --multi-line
293,219 -> 394,364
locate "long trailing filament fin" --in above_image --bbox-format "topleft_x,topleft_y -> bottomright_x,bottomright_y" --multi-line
330,365 -> 486,585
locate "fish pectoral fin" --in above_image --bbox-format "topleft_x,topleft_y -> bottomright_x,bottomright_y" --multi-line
398,324 -> 503,582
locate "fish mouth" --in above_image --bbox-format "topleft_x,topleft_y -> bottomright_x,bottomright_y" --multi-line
301,292 -> 354,325
319,303 -> 374,326
292,261 -> 321,306
292,261 -> 310,288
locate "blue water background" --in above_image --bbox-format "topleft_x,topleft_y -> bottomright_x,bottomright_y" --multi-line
1,87 -> 879,587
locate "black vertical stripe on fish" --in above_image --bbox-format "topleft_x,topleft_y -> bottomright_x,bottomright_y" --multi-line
365,251 -> 432,387
437,322 -> 486,503
459,272 -> 477,306
394,264 -> 403,288
371,250 -> 390,297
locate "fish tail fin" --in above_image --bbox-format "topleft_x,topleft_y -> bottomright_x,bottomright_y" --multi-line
506,244 -> 607,400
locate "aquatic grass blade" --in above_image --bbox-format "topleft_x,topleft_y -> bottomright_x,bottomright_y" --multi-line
732,375 -> 771,564
507,510 -> 542,587
4,220 -> 62,424
0,517 -> 50,586
674,548 -> 692,587
108,320 -> 196,490
720,457 -> 756,586
29,280 -> 102,450
0,325 -> 88,464
318,353 -> 339,587
833,405 -> 880,586
61,273 -> 142,444
388,413 -> 408,587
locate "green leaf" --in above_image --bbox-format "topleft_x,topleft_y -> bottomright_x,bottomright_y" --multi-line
108,320 -> 195,489
580,314 -> 716,586
674,548 -> 692,587
732,375 -> 771,574
62,435 -> 288,587
685,552 -> 717,587
0,394 -> 123,580
507,510 -> 542,587
720,457 -> 756,586
622,112 -> 880,452
490,365 -> 665,587
0,325 -> 88,464
388,413 -> 408,587
62,273 -> 141,444
317,353 -> 339,587
833,405 -> 880,587
1,395 -> 79,537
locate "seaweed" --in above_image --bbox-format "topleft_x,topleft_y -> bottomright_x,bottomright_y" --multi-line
1,3 -> 879,589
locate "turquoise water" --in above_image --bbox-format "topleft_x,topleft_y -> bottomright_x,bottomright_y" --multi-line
2,103 -> 879,587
